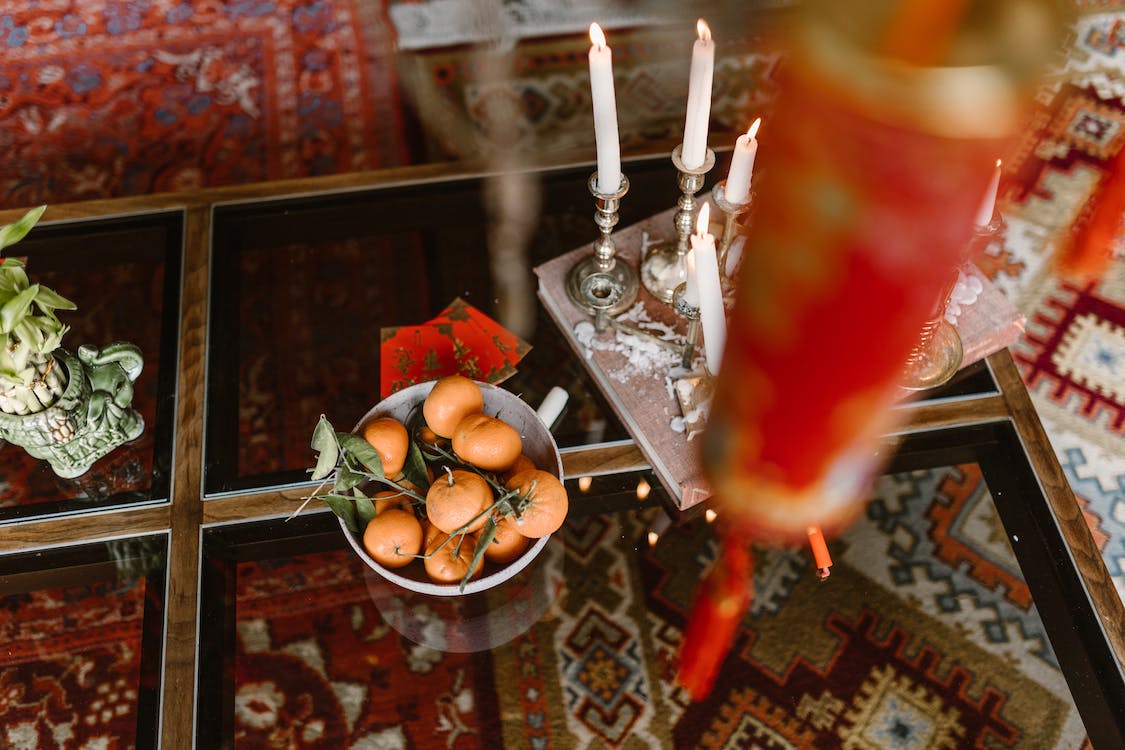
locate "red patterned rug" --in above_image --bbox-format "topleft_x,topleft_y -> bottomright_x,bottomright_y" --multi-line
231,465 -> 1088,748
0,0 -> 407,207
0,577 -> 147,748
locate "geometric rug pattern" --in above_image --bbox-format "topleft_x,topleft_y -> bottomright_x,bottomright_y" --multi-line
231,466 -> 1087,748
999,7 -> 1125,604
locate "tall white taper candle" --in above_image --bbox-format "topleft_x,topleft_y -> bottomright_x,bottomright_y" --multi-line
681,19 -> 715,169
690,202 -> 726,373
974,159 -> 1001,227
589,23 -> 621,195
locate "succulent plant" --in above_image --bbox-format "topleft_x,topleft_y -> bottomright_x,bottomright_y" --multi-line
0,206 -> 76,414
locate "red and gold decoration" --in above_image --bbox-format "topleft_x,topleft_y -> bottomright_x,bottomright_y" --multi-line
379,298 -> 531,398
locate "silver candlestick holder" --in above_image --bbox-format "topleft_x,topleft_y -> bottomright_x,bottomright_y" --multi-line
710,180 -> 753,287
640,145 -> 716,303
672,282 -> 701,370
566,173 -> 638,317
900,208 -> 1006,391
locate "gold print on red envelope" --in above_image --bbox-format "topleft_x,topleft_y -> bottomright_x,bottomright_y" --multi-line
379,298 -> 531,397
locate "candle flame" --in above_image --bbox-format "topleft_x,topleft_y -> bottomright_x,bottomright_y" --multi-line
647,530 -> 659,547
704,509 -> 717,523
747,117 -> 761,139
590,22 -> 606,49
995,158 -> 1002,169
578,476 -> 592,493
696,19 -> 711,41
696,201 -> 711,235
635,477 -> 651,500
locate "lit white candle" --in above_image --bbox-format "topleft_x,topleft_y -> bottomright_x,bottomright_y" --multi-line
724,117 -> 760,204
681,19 -> 715,169
974,159 -> 1001,227
589,23 -> 621,195
690,202 -> 726,373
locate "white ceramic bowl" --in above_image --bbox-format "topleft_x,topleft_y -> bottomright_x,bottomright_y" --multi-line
339,380 -> 561,597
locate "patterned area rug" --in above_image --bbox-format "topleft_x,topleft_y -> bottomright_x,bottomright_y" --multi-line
0,577 -> 146,749
0,0 -> 406,207
398,25 -> 781,162
232,465 -> 1087,748
991,7 -> 1125,603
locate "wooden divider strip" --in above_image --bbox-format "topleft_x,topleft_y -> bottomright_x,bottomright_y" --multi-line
988,350 -> 1125,668
160,205 -> 211,747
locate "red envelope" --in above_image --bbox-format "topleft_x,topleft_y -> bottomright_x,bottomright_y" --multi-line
379,299 -> 531,397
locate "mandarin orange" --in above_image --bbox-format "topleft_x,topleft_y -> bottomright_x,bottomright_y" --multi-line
372,490 -> 410,515
502,453 -> 536,483
425,468 -> 492,534
362,508 -> 423,569
506,469 -> 568,538
484,514 -> 531,564
423,532 -> 483,584
423,375 -> 483,438
451,413 -> 522,472
362,417 -> 409,477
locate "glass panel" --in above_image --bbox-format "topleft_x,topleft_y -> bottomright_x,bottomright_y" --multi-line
200,460 -> 1091,746
205,158 -> 681,495
0,534 -> 167,748
0,212 -> 181,520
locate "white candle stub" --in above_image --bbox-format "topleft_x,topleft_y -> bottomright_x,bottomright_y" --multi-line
589,23 -> 621,195
690,202 -> 727,374
974,159 -> 1001,228
536,386 -> 569,428
724,117 -> 760,205
681,19 -> 715,169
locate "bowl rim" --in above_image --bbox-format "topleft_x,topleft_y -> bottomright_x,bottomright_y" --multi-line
340,379 -> 560,597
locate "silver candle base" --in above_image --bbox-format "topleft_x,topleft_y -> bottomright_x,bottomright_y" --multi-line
710,180 -> 753,289
640,146 -> 715,303
672,282 -> 701,370
566,173 -> 639,317
900,209 -> 1006,391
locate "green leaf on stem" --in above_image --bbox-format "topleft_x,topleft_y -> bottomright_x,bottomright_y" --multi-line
337,432 -> 384,478
461,516 -> 497,593
334,463 -> 365,493
0,285 -> 38,334
402,441 -> 430,493
355,494 -> 377,528
322,494 -> 358,532
0,206 -> 45,252
310,416 -> 339,481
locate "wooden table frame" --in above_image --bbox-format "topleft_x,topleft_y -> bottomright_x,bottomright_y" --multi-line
0,159 -> 1121,748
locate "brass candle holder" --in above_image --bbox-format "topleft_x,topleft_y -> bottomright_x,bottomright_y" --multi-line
640,145 -> 716,303
566,173 -> 638,317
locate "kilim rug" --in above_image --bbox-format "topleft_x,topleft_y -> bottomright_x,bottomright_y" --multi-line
232,466 -> 1087,748
0,0 -> 407,207
990,6 -> 1125,604
0,577 -> 147,748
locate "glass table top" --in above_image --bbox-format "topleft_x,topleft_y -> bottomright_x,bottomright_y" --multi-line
0,211 -> 181,521
195,463 -> 1088,747
0,158 -> 1118,748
